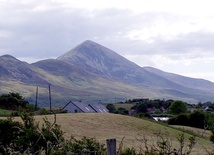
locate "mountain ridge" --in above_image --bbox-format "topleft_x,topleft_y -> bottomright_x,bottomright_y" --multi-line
1,40 -> 214,105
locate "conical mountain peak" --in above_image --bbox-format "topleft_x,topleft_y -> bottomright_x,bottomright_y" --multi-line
58,40 -> 120,60
58,40 -> 140,76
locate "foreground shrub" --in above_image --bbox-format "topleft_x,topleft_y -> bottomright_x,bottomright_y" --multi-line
0,110 -> 106,155
61,136 -> 106,155
117,130 -> 200,155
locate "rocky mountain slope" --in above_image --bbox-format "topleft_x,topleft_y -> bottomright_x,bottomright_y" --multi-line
1,40 -> 214,106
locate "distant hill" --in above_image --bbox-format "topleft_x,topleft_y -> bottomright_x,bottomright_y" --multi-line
0,55 -> 47,84
1,40 -> 214,106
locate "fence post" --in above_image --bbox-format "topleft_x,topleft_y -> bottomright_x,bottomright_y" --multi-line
106,139 -> 116,155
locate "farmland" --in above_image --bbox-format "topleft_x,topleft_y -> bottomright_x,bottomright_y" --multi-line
7,113 -> 213,154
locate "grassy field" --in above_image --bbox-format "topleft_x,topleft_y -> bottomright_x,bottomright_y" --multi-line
113,103 -> 134,110
0,109 -> 13,116
172,125 -> 212,140
3,113 -> 213,154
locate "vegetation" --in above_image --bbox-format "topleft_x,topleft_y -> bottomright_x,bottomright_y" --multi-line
167,110 -> 214,129
106,98 -> 173,115
106,98 -> 214,150
0,92 -> 34,111
2,112 -> 213,154
106,103 -> 117,113
1,93 -> 214,154
167,100 -> 188,115
0,110 -> 106,154
118,131 -> 199,155
0,109 -> 13,116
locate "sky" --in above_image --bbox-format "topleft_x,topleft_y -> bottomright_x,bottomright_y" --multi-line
1,0 -> 214,82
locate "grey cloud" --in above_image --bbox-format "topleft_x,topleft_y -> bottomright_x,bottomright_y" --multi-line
0,7 -> 139,59
112,31 -> 214,58
159,32 -> 214,54
0,1 -> 214,62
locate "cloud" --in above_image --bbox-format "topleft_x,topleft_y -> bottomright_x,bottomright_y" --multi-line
1,1 -> 214,57
1,0 -> 214,81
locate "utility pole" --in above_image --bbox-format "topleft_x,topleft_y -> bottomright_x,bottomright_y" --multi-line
49,84 -> 52,112
35,86 -> 38,111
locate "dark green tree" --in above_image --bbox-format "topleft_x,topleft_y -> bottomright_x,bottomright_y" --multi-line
136,102 -> 147,113
167,100 -> 187,115
106,104 -> 116,113
168,113 -> 189,126
117,107 -> 128,115
189,110 -> 206,128
0,92 -> 30,110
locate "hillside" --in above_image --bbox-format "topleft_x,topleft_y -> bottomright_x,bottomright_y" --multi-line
11,113 -> 213,154
1,40 -> 214,105
0,55 -> 47,84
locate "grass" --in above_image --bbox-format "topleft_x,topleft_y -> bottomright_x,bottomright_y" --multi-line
171,125 -> 212,139
113,103 -> 134,110
0,109 -> 13,116
6,113 -> 213,154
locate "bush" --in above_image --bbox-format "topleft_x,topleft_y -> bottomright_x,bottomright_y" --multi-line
168,110 -> 211,129
189,110 -> 206,128
64,136 -> 106,154
0,118 -> 23,153
120,147 -> 137,155
168,113 -> 189,126
0,110 -> 106,154
117,131 -> 198,155
0,109 -> 65,154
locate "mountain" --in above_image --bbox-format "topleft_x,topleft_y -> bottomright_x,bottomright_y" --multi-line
144,66 -> 214,90
57,40 -> 186,88
0,55 -> 47,84
57,40 -> 164,85
1,40 -> 214,106
57,40 -> 214,101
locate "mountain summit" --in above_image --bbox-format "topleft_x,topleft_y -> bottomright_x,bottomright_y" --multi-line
58,40 -> 141,76
58,40 -> 165,85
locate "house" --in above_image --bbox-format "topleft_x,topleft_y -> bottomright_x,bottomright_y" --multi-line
147,107 -> 157,114
62,101 -> 109,113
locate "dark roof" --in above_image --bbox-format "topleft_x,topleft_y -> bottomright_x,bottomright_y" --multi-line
72,101 -> 95,112
88,103 -> 109,113
62,101 -> 109,113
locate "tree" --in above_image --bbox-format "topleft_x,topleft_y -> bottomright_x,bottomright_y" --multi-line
168,113 -> 189,126
189,110 -> 206,128
117,107 -> 128,115
167,100 -> 187,115
136,102 -> 147,113
106,104 -> 116,113
0,92 -> 30,110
